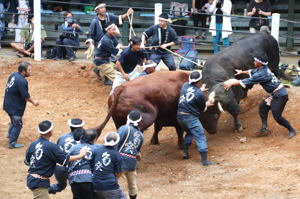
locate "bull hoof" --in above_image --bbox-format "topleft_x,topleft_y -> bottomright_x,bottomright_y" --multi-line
150,139 -> 160,145
234,125 -> 243,132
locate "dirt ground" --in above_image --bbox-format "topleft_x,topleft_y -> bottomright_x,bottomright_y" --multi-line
0,57 -> 299,199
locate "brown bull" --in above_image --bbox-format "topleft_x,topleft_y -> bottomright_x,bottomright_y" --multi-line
96,71 -> 221,147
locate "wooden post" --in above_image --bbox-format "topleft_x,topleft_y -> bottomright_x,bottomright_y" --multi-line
122,0 -> 129,45
271,13 -> 280,42
287,0 -> 295,50
155,3 -> 162,25
34,0 -> 41,61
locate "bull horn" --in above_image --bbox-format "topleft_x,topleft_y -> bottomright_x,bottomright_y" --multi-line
208,91 -> 215,102
218,102 -> 225,113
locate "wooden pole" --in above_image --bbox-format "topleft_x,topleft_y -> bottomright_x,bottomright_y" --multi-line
34,0 -> 41,61
287,0 -> 295,50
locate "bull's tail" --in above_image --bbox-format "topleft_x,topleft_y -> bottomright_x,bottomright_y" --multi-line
95,86 -> 123,139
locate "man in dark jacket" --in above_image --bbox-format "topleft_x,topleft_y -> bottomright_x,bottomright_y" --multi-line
3,62 -> 39,149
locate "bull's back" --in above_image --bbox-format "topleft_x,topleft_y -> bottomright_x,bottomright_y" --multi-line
203,32 -> 280,84
109,71 -> 189,128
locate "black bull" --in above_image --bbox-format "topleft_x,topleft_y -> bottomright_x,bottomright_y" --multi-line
202,31 -> 282,131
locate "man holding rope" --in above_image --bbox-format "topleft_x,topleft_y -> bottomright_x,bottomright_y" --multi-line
94,22 -> 126,85
85,1 -> 134,78
111,36 -> 146,92
141,13 -> 178,71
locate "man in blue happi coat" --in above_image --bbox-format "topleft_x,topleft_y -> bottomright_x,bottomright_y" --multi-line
117,110 -> 144,199
177,71 -> 216,166
24,120 -> 88,199
141,13 -> 178,71
48,118 -> 85,194
68,129 -> 98,199
85,1 -> 133,79
224,51 -> 297,139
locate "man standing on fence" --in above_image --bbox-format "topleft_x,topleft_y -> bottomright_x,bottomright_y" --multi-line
3,62 -> 39,149
141,13 -> 178,71
85,0 -> 134,78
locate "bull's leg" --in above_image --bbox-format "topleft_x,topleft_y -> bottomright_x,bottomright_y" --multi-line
231,113 -> 243,132
175,125 -> 184,149
151,122 -> 162,145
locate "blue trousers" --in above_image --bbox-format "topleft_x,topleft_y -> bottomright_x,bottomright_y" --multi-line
150,50 -> 176,71
177,114 -> 208,152
213,23 -> 230,54
49,166 -> 68,193
7,114 -> 23,144
56,38 -> 79,59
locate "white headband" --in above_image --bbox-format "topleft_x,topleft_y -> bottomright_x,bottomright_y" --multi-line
254,57 -> 268,65
159,17 -> 172,23
143,62 -> 157,69
189,73 -> 202,84
104,132 -> 120,146
105,23 -> 116,31
95,3 -> 106,10
68,119 -> 85,128
126,114 -> 142,126
38,122 -> 54,135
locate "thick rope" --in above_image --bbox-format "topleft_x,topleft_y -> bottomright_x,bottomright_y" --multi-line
127,13 -> 136,40
164,47 -> 202,68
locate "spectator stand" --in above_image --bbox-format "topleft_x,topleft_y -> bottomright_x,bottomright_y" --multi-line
0,0 -> 300,58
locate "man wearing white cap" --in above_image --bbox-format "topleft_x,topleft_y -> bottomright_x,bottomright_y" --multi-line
177,71 -> 216,166
25,120 -> 88,199
85,0 -> 134,78
92,132 -> 125,199
141,13 -> 178,71
139,60 -> 157,77
117,110 -> 144,199
224,51 -> 297,139
48,118 -> 85,194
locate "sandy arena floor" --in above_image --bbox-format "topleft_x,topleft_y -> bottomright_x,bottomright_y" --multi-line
0,56 -> 299,199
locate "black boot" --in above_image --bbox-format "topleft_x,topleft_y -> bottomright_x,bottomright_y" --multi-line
48,186 -> 56,194
287,129 -> 297,139
257,123 -> 270,134
130,195 -> 137,199
93,67 -> 102,80
200,152 -> 216,166
183,143 -> 190,159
